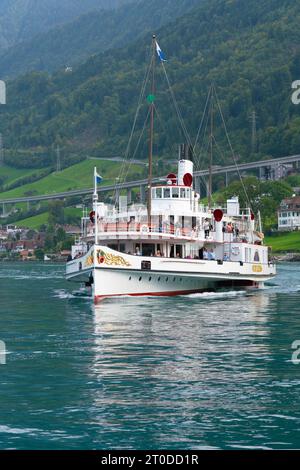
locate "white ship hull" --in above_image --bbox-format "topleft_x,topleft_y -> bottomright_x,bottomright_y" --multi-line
66,245 -> 276,302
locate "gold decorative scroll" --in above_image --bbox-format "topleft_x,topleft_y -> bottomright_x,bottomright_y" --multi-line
84,250 -> 94,267
97,250 -> 131,267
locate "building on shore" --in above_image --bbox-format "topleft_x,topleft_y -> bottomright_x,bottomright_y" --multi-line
278,195 -> 300,231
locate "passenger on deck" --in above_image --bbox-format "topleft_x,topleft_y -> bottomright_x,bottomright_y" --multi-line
208,250 -> 216,260
227,223 -> 233,234
134,247 -> 141,256
204,219 -> 210,239
155,250 -> 162,257
203,248 -> 209,260
223,252 -> 230,261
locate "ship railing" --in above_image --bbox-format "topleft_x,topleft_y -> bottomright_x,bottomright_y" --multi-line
95,222 -> 213,240
86,222 -> 252,244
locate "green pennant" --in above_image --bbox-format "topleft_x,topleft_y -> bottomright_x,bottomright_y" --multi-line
147,94 -> 155,103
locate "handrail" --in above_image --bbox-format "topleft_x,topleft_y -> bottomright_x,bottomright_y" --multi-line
98,222 -> 200,238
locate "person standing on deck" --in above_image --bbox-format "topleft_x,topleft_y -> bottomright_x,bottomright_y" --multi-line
204,219 -> 210,239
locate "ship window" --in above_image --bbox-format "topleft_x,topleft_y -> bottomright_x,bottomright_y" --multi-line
156,188 -> 162,198
152,188 -> 156,198
180,188 -> 186,198
186,189 -> 191,198
172,188 -> 179,198
254,251 -> 260,262
142,244 -> 155,257
164,188 -> 171,198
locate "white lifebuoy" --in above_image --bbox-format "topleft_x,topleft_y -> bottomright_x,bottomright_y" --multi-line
141,224 -> 149,233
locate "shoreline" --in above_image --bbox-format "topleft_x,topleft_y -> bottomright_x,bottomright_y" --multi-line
273,253 -> 300,262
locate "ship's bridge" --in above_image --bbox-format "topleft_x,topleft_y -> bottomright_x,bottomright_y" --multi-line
151,185 -> 198,213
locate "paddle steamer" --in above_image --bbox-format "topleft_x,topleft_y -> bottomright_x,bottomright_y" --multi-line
66,36 -> 276,301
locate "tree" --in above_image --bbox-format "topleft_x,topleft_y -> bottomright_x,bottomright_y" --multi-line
48,200 -> 65,225
215,176 -> 293,231
34,248 -> 45,260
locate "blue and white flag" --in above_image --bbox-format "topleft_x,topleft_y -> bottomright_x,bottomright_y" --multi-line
155,41 -> 166,62
96,172 -> 102,184
94,167 -> 103,187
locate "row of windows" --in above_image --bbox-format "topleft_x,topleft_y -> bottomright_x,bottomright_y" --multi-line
279,220 -> 300,225
129,276 -> 183,282
281,205 -> 300,210
152,187 -> 191,200
280,212 -> 300,217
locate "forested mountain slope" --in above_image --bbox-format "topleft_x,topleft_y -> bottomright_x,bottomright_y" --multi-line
1,0 -> 300,170
0,0 -> 200,78
0,0 -> 130,50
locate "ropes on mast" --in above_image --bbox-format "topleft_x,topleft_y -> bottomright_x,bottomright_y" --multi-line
161,62 -> 193,150
213,86 -> 252,208
112,39 -> 251,213
113,52 -> 153,205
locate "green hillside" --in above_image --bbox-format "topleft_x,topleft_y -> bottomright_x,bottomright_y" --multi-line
15,207 -> 82,230
0,165 -> 48,188
0,0 -> 200,78
265,232 -> 300,252
0,159 -> 143,200
1,0 -> 300,172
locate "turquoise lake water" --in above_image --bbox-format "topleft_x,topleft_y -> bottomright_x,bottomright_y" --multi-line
0,262 -> 300,449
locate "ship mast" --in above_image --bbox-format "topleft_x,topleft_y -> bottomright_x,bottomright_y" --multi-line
147,35 -> 156,229
208,87 -> 214,209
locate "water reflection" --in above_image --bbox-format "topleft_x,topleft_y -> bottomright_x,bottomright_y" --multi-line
91,291 -> 272,379
84,291 -> 277,447
1,262 -> 300,449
